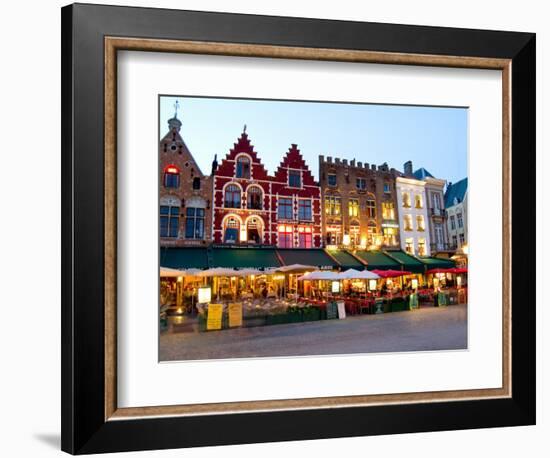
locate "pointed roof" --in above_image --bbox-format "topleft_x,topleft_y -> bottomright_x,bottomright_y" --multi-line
159,116 -> 204,176
274,144 -> 316,185
444,178 -> 468,208
412,167 -> 434,180
215,130 -> 271,180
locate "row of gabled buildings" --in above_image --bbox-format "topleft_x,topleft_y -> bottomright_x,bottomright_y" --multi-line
159,110 -> 467,263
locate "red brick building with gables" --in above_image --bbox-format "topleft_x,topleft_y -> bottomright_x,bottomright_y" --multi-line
212,130 -> 322,248
271,144 -> 322,248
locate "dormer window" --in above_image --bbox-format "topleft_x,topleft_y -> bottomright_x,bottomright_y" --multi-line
163,165 -> 180,188
236,156 -> 251,179
288,170 -> 301,188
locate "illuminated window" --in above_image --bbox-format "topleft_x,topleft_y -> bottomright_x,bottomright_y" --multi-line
348,199 -> 359,217
247,186 -> 263,210
224,184 -> 241,208
415,194 -> 423,209
349,221 -> 360,246
278,224 -> 293,248
298,199 -> 312,220
405,238 -> 414,254
160,205 -> 179,238
402,192 -> 411,208
366,195 -> 376,219
404,215 -> 413,231
383,227 -> 397,246
288,170 -> 301,188
327,174 -> 337,186
247,217 -> 262,244
185,208 -> 205,239
418,238 -> 426,256
278,197 -> 293,219
382,202 -> 395,220
325,195 -> 341,216
224,217 -> 240,244
163,165 -> 180,188
235,156 -> 250,178
416,215 -> 425,231
298,226 -> 312,248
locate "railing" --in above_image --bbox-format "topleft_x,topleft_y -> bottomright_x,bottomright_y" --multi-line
430,208 -> 444,216
430,242 -> 457,252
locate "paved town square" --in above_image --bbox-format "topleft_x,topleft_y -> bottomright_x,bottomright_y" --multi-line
160,304 -> 467,361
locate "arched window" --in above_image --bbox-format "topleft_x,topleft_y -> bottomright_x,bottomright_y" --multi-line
224,184 -> 241,208
163,165 -> 180,188
235,156 -> 251,178
246,217 -> 263,244
223,216 -> 241,244
247,186 -> 263,210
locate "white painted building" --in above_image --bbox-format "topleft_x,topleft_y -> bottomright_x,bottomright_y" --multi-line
396,176 -> 431,257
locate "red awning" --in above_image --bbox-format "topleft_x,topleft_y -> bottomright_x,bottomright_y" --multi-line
372,269 -> 413,278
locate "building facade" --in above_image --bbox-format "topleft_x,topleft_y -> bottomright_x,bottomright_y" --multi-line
413,167 -> 450,255
159,111 -> 213,247
212,131 -> 321,248
271,144 -> 323,248
319,156 -> 401,249
396,174 -> 431,257
445,178 -> 468,251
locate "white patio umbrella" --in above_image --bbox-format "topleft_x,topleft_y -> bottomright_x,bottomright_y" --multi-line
297,270 -> 340,281
276,264 -> 317,273
160,267 -> 203,277
337,269 -> 380,280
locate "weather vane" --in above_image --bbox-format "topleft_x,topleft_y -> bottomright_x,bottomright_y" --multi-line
174,100 -> 180,118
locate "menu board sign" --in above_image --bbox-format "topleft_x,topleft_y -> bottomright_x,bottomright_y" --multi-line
206,303 -> 223,330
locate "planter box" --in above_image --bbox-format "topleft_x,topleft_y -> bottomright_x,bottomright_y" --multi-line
391,299 -> 407,312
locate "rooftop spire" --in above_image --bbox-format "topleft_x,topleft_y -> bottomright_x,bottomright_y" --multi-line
243,124 -> 247,133
167,99 -> 182,132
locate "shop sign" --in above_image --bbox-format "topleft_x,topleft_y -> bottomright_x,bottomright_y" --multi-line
228,302 -> 243,328
206,303 -> 223,330
337,301 -> 346,319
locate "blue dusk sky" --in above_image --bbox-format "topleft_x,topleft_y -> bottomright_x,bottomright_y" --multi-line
159,95 -> 467,183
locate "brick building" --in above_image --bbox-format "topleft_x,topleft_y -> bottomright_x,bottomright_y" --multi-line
212,130 -> 322,248
271,144 -> 322,248
159,109 -> 213,247
318,155 -> 401,249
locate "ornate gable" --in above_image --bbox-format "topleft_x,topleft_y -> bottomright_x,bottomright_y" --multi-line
215,131 -> 271,181
274,144 -> 316,186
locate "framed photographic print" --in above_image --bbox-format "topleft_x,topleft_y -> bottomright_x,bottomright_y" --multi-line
61,3 -> 536,454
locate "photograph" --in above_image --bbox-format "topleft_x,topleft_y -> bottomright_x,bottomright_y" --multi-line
158,95 -> 469,361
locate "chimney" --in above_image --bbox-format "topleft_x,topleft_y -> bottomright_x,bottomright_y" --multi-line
211,154 -> 218,176
404,160 -> 413,176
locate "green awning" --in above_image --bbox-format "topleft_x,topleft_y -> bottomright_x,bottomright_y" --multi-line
210,247 -> 281,269
420,257 -> 456,270
160,247 -> 209,270
386,251 -> 425,273
328,250 -> 365,270
277,249 -> 338,269
355,251 -> 401,270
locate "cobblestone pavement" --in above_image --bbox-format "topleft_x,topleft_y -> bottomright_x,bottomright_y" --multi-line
160,304 -> 467,361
